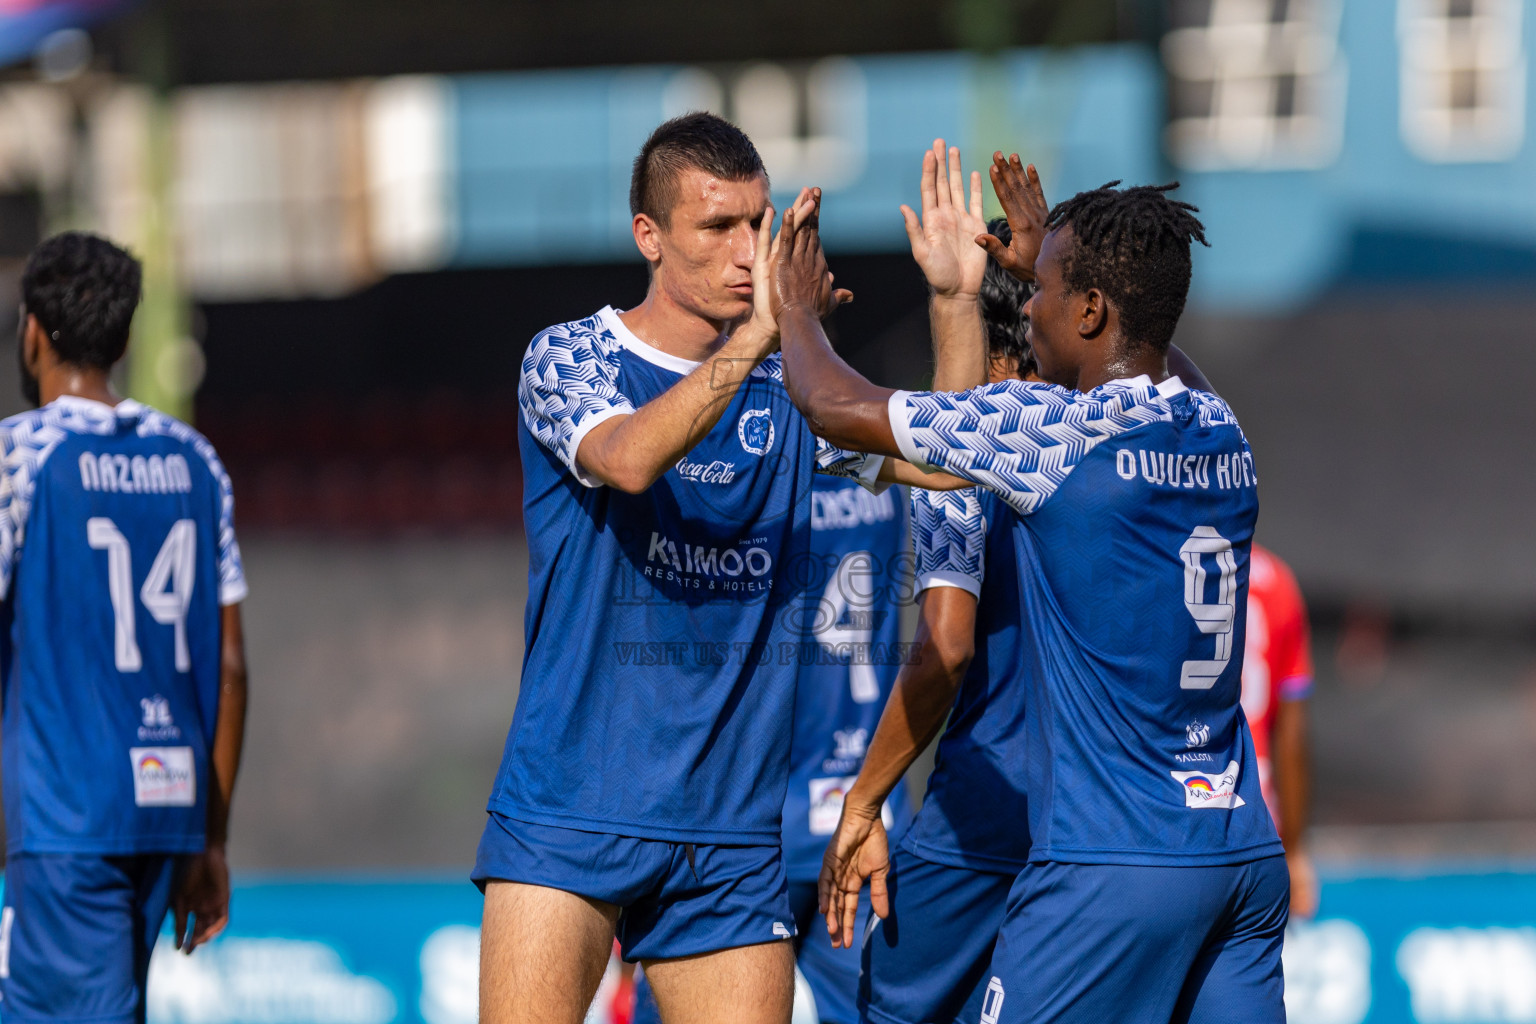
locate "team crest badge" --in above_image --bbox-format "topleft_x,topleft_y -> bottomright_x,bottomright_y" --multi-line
737,409 -> 775,456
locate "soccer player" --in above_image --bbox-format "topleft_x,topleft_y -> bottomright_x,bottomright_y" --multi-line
633,471 -> 914,1024
837,217 -> 1036,1024
777,169 -> 1288,1023
473,115 -> 953,1024
1242,542 -> 1317,917
0,232 -> 249,1021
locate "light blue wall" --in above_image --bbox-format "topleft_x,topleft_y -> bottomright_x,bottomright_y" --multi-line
449,20 -> 1536,312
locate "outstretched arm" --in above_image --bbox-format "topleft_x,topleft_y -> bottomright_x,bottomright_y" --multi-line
902,139 -> 990,391
774,191 -> 903,457
819,586 -> 977,948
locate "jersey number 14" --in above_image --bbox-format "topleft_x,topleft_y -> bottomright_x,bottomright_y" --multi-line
87,517 -> 197,673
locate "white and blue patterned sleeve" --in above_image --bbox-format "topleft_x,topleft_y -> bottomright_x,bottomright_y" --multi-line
0,426 -> 27,601
212,458 -> 247,606
813,438 -> 886,494
518,321 -> 636,488
912,487 -> 986,597
886,381 -> 1170,516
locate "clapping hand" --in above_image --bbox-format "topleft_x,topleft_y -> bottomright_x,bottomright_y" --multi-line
770,188 -> 852,321
901,139 -> 988,300
977,152 -> 1050,283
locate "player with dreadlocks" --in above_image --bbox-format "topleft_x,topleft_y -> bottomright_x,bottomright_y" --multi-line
782,155 -> 1286,1024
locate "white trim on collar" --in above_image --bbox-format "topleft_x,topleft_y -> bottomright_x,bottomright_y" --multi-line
1101,374 -> 1188,399
597,306 -> 703,375
50,395 -> 143,416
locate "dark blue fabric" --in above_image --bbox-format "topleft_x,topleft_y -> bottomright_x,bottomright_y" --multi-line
0,399 -> 239,856
860,848 -> 1016,1024
633,881 -> 868,1024
493,311 -> 879,844
471,812 -> 793,962
0,852 -> 177,1023
782,475 -> 911,883
902,489 -> 1031,872
984,856 -> 1289,1024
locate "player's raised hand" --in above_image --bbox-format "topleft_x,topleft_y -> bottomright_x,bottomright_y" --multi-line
818,801 -> 890,949
901,139 -> 988,299
771,188 -> 853,320
172,842 -> 231,955
977,152 -> 1050,283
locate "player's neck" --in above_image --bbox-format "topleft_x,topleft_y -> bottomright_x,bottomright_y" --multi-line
40,366 -> 119,408
1074,337 -> 1168,392
620,286 -> 733,364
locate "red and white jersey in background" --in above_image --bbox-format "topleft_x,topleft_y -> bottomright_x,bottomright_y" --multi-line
1241,543 -> 1314,832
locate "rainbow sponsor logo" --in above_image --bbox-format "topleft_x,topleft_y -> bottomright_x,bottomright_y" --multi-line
129,746 -> 196,807
1170,760 -> 1246,809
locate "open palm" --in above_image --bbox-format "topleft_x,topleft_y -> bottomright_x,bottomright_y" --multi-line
902,139 -> 988,299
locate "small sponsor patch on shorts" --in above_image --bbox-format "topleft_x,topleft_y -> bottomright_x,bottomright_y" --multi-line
130,746 -> 196,807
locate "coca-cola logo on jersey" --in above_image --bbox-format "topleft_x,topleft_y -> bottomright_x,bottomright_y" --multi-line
675,458 -> 738,485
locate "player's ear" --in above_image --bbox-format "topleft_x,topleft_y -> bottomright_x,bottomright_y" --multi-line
632,213 -> 664,265
22,313 -> 47,371
1078,288 -> 1107,338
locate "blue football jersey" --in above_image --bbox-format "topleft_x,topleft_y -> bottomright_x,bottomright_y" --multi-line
489,307 -> 883,844
900,486 -> 1031,872
0,397 -> 246,855
889,375 -> 1282,866
780,475 -> 912,882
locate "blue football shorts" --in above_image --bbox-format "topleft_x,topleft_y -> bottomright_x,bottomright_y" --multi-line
0,852 -> 179,1024
633,880 -> 871,1024
860,847 -> 1018,1024
472,811 -> 795,962
982,855 -> 1289,1024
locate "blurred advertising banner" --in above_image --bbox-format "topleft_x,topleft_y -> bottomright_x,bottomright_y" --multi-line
125,870 -> 1536,1024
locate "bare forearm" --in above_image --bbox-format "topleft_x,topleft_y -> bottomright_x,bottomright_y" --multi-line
878,460 -> 970,490
779,306 -> 902,457
845,593 -> 975,813
1273,698 -> 1311,851
578,327 -> 773,492
208,604 -> 248,845
928,295 -> 987,392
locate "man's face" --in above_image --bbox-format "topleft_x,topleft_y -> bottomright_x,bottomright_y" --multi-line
1022,226 -> 1085,389
650,168 -> 770,324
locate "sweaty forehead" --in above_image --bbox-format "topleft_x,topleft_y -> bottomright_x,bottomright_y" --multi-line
672,168 -> 769,222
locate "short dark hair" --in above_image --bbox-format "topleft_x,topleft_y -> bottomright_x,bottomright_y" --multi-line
21,231 -> 142,370
979,218 -> 1035,378
1043,181 -> 1208,352
630,112 -> 767,226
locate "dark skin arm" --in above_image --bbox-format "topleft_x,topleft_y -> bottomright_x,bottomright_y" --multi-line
773,191 -> 905,458
173,602 -> 248,953
1273,695 -> 1317,916
818,587 -> 978,948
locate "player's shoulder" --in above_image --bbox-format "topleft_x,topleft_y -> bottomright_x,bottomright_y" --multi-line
122,402 -> 233,483
526,306 -> 626,363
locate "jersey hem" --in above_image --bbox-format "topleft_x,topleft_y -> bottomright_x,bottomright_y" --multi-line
561,405 -> 634,488
489,800 -> 782,844
1029,838 -> 1285,867
886,392 -> 927,470
899,834 -> 1027,874
914,570 -> 981,597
